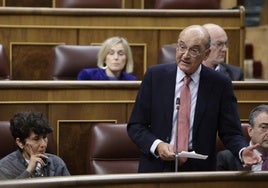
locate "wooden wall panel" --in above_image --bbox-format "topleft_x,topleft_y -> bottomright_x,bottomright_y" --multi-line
5,0 -> 52,7
58,120 -> 117,175
48,103 -> 129,128
233,81 -> 268,121
0,80 -> 267,143
0,7 -> 245,80
0,80 -> 267,175
0,104 -> 48,121
4,28 -> 77,80
144,0 -> 155,9
0,0 -> 239,9
1,0 -> 148,9
10,43 -> 59,80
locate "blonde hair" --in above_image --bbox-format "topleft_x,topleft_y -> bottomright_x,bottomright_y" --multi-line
97,36 -> 134,73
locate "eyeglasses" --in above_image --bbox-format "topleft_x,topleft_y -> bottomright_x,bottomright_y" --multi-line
211,41 -> 229,49
176,44 -> 201,57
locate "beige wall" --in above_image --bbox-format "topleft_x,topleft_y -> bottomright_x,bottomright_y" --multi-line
220,0 -> 237,9
245,26 -> 268,80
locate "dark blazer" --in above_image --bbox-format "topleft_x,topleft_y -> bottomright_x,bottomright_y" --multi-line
216,149 -> 246,171
127,63 -> 248,172
77,68 -> 136,80
218,62 -> 244,81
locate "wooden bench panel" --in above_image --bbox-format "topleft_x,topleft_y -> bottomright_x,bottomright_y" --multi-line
0,7 -> 245,80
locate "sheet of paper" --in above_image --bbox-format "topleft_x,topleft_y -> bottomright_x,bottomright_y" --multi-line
177,151 -> 208,160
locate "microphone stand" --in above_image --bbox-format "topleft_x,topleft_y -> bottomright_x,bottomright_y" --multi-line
175,98 -> 180,172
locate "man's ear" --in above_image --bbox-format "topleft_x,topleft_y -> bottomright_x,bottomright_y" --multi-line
247,125 -> 253,138
16,138 -> 24,149
203,49 -> 211,61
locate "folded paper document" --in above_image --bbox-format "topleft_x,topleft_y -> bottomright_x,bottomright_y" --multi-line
178,151 -> 208,160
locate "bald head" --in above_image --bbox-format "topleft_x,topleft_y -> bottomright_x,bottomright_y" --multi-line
176,25 -> 211,75
180,25 -> 211,49
202,23 -> 228,69
203,23 -> 227,42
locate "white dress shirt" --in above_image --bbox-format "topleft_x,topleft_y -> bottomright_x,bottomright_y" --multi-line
150,65 -> 201,156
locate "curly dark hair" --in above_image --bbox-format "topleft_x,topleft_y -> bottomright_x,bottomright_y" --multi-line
10,111 -> 53,144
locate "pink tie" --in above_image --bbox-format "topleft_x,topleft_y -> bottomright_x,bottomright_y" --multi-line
262,156 -> 268,170
175,76 -> 191,165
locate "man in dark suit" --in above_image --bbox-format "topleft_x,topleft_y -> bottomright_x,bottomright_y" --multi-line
217,104 -> 268,171
202,23 -> 244,81
127,25 -> 260,172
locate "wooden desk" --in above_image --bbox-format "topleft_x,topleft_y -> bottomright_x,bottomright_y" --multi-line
0,80 -> 267,174
0,172 -> 268,188
0,80 -> 267,139
0,81 -> 139,130
0,7 -> 245,80
233,81 -> 268,121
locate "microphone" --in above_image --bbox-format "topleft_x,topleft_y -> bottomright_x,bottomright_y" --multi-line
175,97 -> 180,172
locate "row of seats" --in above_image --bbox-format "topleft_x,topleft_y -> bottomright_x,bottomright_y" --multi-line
0,121 -> 139,174
52,43 -> 258,80
0,44 -> 175,80
3,0 -> 222,9
0,121 -> 56,159
0,120 -> 250,174
1,43 -> 254,80
52,44 -> 176,80
51,45 -> 100,80
56,0 -> 220,9
55,0 -> 122,8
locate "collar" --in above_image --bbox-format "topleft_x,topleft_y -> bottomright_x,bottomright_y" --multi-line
176,64 -> 201,84
215,64 -> 221,71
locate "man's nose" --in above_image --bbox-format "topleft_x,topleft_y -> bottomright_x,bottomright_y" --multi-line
221,44 -> 227,51
182,49 -> 191,58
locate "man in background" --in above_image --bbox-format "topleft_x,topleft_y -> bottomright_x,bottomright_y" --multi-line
217,104 -> 268,171
203,23 -> 244,81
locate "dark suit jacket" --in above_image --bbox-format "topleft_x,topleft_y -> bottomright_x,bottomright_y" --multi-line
77,68 -> 136,80
216,149 -> 246,171
127,63 -> 248,172
218,62 -> 244,81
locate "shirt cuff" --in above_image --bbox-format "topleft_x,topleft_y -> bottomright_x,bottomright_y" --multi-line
239,147 -> 246,163
150,139 -> 163,158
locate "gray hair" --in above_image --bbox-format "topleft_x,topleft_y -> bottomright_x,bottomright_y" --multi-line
97,36 -> 134,73
248,104 -> 268,127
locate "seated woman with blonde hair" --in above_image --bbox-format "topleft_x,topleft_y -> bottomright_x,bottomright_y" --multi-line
77,36 -> 136,80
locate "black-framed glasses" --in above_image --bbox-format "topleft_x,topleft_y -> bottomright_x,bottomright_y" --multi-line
176,44 -> 201,57
211,41 -> 229,48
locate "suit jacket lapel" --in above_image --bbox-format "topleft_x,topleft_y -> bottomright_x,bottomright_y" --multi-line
162,63 -> 177,126
193,66 -> 214,136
